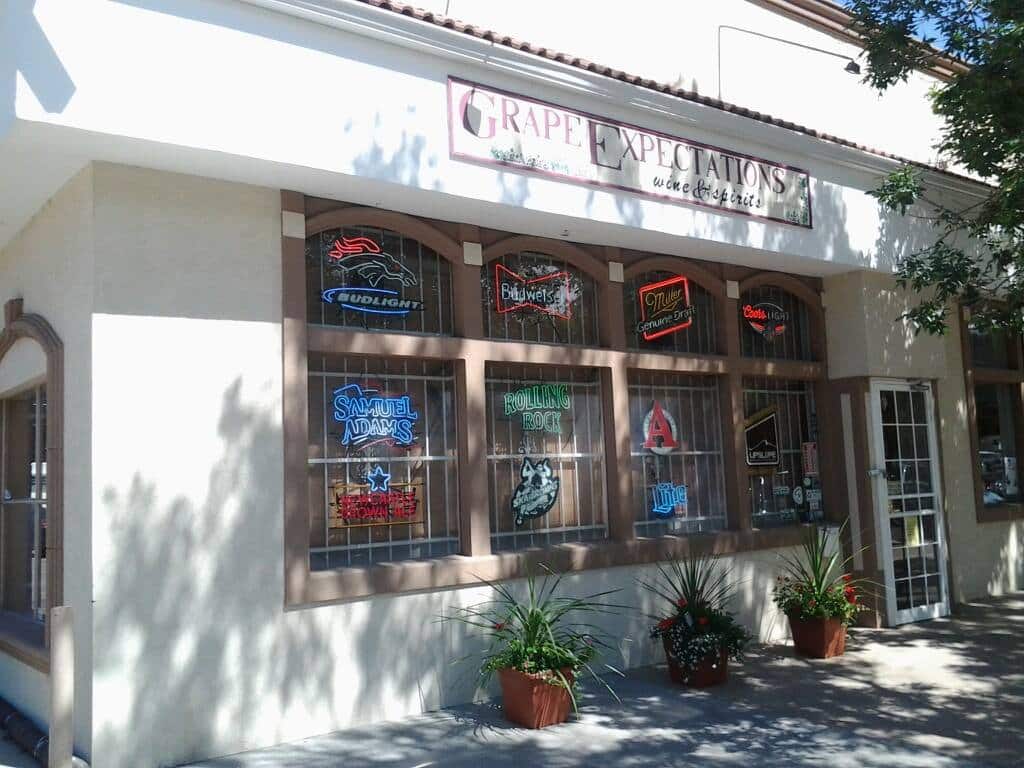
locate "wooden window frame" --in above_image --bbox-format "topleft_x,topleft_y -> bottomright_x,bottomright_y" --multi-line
0,298 -> 63,673
959,306 -> 1024,524
282,193 -> 833,607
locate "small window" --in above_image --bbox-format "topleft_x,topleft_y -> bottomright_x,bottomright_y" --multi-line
623,271 -> 719,354
306,226 -> 454,335
969,327 -> 1014,369
629,371 -> 726,536
1,386 -> 47,625
307,355 -> 459,569
740,285 -> 814,361
482,252 -> 600,346
485,364 -> 607,551
974,383 -> 1020,507
743,377 -> 823,526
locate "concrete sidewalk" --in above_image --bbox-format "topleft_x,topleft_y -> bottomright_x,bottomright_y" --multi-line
179,593 -> 1021,767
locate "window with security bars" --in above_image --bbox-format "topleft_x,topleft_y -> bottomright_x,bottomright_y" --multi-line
629,371 -> 726,537
743,377 -> 823,527
485,364 -> 607,551
307,354 -> 459,569
482,252 -> 600,346
1,386 -> 47,625
623,271 -> 719,354
740,285 -> 813,361
306,226 -> 454,335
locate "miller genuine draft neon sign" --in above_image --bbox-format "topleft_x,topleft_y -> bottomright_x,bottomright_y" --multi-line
636,275 -> 695,341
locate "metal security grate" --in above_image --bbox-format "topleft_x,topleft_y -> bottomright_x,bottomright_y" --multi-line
482,252 -> 600,346
307,226 -> 454,336
740,285 -> 813,361
629,372 -> 726,536
624,271 -> 719,354
743,377 -> 820,526
486,364 -> 607,552
308,354 -> 459,569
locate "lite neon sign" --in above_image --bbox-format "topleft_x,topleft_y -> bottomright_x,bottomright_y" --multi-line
504,383 -> 571,433
494,263 -> 573,319
332,383 -> 419,449
636,275 -> 695,341
652,482 -> 688,518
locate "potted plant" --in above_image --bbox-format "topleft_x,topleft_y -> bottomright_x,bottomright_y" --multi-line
772,523 -> 867,658
444,568 -> 623,729
639,555 -> 751,687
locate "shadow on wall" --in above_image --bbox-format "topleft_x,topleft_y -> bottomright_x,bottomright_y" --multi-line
987,522 -> 1023,595
0,0 -> 76,134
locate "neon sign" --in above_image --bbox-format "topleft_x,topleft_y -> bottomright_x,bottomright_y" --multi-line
322,287 -> 425,316
332,383 -> 419,449
743,302 -> 788,341
504,383 -> 571,434
328,467 -> 421,528
322,236 -> 425,317
642,401 -> 680,455
636,276 -> 695,341
495,263 -> 573,319
511,457 -> 560,526
745,408 -> 780,466
652,482 -> 688,517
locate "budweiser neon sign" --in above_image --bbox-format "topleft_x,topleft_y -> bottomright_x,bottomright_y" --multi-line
494,263 -> 573,319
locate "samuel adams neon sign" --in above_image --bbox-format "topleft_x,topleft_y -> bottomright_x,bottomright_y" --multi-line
321,236 -> 425,317
636,275 -> 695,341
332,383 -> 419,449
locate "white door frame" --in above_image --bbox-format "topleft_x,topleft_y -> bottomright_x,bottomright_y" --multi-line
867,378 -> 951,626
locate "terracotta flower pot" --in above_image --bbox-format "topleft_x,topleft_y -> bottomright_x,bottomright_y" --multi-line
787,613 -> 847,658
662,637 -> 729,687
497,667 -> 574,729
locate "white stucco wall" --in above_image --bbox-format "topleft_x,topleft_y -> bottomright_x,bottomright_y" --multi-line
0,337 -> 46,396
0,166 -> 94,754
84,164 -> 805,768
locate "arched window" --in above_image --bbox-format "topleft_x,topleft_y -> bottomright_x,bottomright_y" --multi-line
482,252 -> 600,346
739,285 -> 814,361
306,226 -> 455,335
623,270 -> 719,354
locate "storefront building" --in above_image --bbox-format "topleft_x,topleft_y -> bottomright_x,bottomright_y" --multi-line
0,1 -> 1020,766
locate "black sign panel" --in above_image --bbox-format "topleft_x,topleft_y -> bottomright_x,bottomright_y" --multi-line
745,408 -> 780,466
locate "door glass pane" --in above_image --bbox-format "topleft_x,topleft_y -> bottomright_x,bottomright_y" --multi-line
896,391 -> 912,423
974,383 -> 1020,506
881,391 -> 896,423
896,580 -> 911,610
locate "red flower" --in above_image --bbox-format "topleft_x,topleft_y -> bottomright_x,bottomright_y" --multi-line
676,597 -> 688,609
658,617 -> 675,631
842,574 -> 853,583
698,616 -> 710,626
494,622 -> 506,631
845,586 -> 857,604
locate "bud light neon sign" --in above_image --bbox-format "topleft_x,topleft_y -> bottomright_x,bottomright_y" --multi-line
321,236 -> 425,317
332,383 -> 419,449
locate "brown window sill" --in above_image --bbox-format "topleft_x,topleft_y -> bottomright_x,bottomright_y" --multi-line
976,501 -> 1024,524
0,613 -> 48,674
289,525 -> 810,608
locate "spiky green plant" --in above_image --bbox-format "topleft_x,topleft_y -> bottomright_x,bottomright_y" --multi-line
442,567 -> 624,711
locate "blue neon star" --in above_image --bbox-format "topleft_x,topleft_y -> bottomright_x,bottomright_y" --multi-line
366,465 -> 391,493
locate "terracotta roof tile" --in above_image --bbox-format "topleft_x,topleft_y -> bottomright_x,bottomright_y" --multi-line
356,0 -> 982,187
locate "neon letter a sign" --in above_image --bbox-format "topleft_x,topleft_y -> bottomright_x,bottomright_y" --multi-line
643,401 -> 679,456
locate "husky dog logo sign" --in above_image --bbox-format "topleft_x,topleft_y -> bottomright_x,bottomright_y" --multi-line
511,457 -> 561,526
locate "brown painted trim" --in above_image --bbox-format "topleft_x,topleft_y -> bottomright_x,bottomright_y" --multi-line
735,358 -> 825,380
481,235 -> 606,281
623,256 -> 727,298
296,525 -> 812,606
976,503 -> 1024,523
971,367 -> 1024,384
454,357 -> 490,555
305,207 -> 463,265
0,299 -> 65,644
0,630 -> 49,674
603,362 -> 633,541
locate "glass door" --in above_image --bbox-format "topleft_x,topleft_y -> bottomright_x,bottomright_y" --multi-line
869,380 -> 949,625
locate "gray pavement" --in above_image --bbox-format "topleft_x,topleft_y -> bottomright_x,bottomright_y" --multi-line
184,593 -> 1024,768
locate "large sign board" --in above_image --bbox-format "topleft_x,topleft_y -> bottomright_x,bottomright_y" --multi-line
449,77 -> 812,228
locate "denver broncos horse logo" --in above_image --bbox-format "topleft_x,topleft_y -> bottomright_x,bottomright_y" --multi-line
327,236 -> 419,288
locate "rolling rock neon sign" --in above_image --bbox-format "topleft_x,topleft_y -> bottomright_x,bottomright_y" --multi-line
332,383 -> 419,449
636,276 -> 695,341
504,383 -> 571,433
321,236 -> 425,317
495,263 -> 573,319
743,302 -> 789,341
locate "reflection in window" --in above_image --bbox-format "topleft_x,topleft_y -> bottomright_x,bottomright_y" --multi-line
743,377 -> 823,527
629,371 -> 726,537
482,252 -> 600,346
485,364 -> 606,551
974,383 -> 1019,506
969,327 -> 1011,369
307,355 -> 459,569
740,285 -> 813,361
1,386 -> 47,623
306,226 -> 454,335
623,271 -> 719,354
